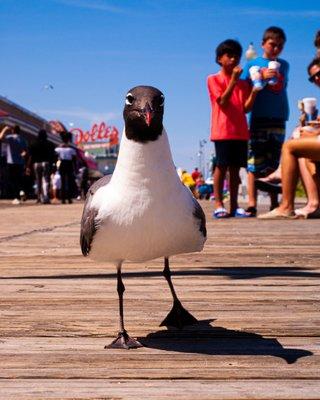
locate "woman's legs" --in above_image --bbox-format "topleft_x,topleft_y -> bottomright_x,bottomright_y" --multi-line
42,162 -> 51,203
296,158 -> 319,215
34,163 -> 43,202
277,139 -> 320,213
60,171 -> 67,203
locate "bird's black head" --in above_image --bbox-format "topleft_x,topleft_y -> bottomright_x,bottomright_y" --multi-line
123,85 -> 164,143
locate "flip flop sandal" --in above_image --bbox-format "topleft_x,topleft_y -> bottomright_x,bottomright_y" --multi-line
257,208 -> 297,220
232,208 -> 252,218
245,206 -> 257,217
213,207 -> 229,219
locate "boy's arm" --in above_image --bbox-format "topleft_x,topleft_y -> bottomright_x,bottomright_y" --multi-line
244,87 -> 258,113
218,66 -> 242,106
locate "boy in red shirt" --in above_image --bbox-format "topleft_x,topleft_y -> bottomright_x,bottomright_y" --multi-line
207,39 -> 258,218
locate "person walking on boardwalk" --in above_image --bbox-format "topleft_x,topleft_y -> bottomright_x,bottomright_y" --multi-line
27,129 -> 56,204
55,132 -> 77,204
0,124 -> 28,204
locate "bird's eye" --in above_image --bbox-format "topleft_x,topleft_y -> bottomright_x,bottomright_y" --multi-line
125,93 -> 134,105
159,94 -> 165,107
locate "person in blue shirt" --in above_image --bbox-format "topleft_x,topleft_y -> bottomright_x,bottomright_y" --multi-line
242,26 -> 289,216
0,125 -> 28,204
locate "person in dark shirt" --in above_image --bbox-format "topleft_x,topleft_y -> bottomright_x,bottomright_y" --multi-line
55,132 -> 77,204
27,129 -> 56,204
0,124 -> 28,204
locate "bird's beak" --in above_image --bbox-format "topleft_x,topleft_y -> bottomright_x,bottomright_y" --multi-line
143,102 -> 153,127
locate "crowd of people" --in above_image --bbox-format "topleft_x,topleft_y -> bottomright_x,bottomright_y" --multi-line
0,127 -> 90,205
1,26 -> 320,218
204,26 -> 320,219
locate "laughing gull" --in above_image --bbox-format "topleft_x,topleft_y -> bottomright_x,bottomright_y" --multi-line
80,86 -> 207,349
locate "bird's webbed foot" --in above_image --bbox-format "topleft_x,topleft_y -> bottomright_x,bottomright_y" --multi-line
105,330 -> 143,349
160,299 -> 198,329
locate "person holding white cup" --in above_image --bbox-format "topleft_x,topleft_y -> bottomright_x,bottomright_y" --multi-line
241,26 -> 289,216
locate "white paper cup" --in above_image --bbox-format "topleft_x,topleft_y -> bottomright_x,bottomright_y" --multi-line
249,66 -> 263,90
268,61 -> 280,85
268,60 -> 280,71
302,97 -> 317,115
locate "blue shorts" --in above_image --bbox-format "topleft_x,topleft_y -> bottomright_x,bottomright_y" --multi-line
248,119 -> 285,175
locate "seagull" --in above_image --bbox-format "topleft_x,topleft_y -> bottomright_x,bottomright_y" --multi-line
80,86 -> 207,349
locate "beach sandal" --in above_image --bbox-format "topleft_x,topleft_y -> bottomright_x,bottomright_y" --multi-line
257,208 -> 297,220
231,208 -> 252,218
245,206 -> 257,217
213,207 -> 229,219
255,179 -> 282,194
296,208 -> 320,219
306,208 -> 320,219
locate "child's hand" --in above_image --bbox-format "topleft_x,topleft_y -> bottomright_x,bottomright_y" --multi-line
231,66 -> 242,81
252,85 -> 262,93
261,68 -> 277,80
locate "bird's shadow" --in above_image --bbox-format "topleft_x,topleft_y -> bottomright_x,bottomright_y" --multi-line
138,319 -> 312,364
3,266 -> 320,280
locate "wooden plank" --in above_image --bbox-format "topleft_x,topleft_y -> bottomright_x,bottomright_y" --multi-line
0,200 -> 320,399
1,379 -> 320,400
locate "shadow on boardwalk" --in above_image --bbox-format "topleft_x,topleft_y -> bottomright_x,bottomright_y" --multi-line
3,266 -> 320,280
139,319 -> 313,364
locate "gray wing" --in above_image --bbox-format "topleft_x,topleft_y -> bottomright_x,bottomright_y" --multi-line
80,174 -> 112,256
192,197 -> 207,238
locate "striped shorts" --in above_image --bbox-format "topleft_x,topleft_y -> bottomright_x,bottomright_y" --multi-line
248,118 -> 285,176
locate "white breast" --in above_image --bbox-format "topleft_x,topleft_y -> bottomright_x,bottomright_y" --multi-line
89,128 -> 206,262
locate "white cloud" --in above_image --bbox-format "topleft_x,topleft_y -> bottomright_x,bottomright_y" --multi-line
39,107 -> 121,125
51,0 -> 127,13
240,8 -> 320,18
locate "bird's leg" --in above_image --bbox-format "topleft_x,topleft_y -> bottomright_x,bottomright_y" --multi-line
160,257 -> 198,329
105,262 -> 142,349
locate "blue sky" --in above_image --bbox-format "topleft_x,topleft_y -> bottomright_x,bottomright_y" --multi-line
1,0 -> 319,173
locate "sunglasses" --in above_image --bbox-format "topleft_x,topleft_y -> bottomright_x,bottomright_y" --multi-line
309,70 -> 320,83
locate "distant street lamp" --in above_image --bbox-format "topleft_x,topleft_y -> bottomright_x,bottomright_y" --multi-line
198,139 -> 207,175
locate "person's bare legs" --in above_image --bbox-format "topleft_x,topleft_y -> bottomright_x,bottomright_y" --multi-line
229,166 -> 240,215
247,171 -> 257,209
295,158 -> 319,215
214,165 -> 227,210
259,166 -> 281,183
277,139 -> 320,213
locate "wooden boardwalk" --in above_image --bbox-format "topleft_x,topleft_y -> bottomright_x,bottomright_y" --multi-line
0,200 -> 319,399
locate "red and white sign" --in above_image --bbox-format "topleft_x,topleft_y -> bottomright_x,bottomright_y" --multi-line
49,120 -> 68,133
71,122 -> 119,148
